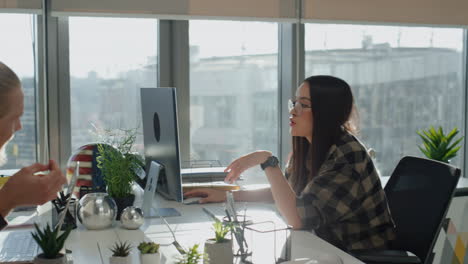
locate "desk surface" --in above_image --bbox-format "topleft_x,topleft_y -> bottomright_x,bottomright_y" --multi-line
0,196 -> 363,264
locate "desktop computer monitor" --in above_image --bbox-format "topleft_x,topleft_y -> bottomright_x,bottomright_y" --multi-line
140,87 -> 183,202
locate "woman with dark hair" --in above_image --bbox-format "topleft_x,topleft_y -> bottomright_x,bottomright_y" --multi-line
185,75 -> 396,251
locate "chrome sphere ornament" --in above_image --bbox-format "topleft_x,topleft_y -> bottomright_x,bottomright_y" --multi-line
78,192 -> 116,230
120,206 -> 144,230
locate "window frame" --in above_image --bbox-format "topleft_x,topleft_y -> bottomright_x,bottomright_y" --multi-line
302,23 -> 468,177
0,13 -> 43,170
37,13 -> 468,177
187,20 -> 284,168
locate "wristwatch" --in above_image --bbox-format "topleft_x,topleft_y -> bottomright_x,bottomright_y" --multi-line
260,155 -> 279,170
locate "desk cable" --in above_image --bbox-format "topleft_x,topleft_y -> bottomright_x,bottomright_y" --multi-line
151,207 -> 186,255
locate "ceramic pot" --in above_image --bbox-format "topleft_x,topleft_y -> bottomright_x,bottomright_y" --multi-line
204,239 -> 233,264
33,253 -> 66,264
140,252 -> 161,264
109,256 -> 132,264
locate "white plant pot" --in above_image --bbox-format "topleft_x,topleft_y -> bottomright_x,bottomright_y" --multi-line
109,256 -> 132,264
139,252 -> 161,264
33,253 -> 66,264
204,239 -> 233,264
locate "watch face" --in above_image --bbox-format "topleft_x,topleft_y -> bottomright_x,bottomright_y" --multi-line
269,156 -> 279,166
262,155 -> 279,170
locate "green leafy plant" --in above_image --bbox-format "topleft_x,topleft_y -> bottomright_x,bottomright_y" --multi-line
96,128 -> 144,198
110,241 -> 132,257
138,242 -> 160,254
417,126 -> 464,163
177,244 -> 207,264
213,221 -> 232,243
31,223 -> 72,259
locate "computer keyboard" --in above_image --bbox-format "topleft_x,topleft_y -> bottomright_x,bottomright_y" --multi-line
181,167 -> 228,182
0,230 -> 39,263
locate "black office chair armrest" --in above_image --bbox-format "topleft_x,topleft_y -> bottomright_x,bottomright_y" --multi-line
350,249 -> 421,264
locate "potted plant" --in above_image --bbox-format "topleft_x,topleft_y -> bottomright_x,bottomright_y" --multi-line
417,126 -> 464,163
97,128 -> 144,220
31,223 -> 72,264
177,244 -> 207,264
109,241 -> 132,264
138,242 -> 160,264
204,221 -> 233,264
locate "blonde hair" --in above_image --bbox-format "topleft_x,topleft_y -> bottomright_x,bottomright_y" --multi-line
0,62 -> 21,118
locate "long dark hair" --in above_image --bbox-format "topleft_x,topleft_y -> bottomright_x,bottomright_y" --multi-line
289,75 -> 358,193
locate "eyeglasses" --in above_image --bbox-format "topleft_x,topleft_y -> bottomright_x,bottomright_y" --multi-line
288,99 -> 312,116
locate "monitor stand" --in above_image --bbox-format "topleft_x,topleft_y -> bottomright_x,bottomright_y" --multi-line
142,161 -> 181,218
145,207 -> 181,218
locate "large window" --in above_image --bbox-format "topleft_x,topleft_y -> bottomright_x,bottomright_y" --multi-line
69,17 -> 158,153
0,14 -> 38,169
305,24 -> 465,176
189,20 -> 279,168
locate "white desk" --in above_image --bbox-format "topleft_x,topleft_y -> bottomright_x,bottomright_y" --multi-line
0,196 -> 363,264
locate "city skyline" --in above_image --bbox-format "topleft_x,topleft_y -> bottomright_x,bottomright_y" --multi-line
2,14 -> 463,78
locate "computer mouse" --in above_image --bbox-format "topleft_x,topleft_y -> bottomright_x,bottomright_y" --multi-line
282,254 -> 343,264
183,197 -> 201,205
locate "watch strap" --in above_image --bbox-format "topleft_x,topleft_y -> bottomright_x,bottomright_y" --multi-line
260,155 -> 279,170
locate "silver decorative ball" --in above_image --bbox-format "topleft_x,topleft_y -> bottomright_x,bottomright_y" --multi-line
78,193 -> 116,230
120,206 -> 144,230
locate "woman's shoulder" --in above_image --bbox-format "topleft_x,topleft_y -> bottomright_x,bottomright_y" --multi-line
315,132 -> 382,186
331,131 -> 371,164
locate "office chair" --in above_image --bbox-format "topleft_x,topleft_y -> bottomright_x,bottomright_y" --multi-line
351,156 -> 461,264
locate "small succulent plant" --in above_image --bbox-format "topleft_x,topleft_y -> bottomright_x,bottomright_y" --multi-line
213,221 -> 232,243
177,244 -> 207,264
138,242 -> 160,254
417,126 -> 464,163
110,241 -> 132,257
31,223 -> 72,259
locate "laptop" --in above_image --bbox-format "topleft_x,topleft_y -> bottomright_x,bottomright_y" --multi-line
0,162 -> 79,264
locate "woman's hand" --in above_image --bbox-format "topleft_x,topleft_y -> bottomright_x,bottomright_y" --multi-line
224,151 -> 272,183
183,188 -> 226,204
0,160 -> 66,217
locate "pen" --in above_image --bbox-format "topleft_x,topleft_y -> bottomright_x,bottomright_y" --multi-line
202,207 -> 218,222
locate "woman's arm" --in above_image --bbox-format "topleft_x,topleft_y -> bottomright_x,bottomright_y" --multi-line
233,187 -> 274,203
184,187 -> 274,203
224,150 -> 304,228
185,150 -> 303,229
263,165 -> 303,229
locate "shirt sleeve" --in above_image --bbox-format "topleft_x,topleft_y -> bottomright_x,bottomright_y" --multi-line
295,157 -> 363,230
0,213 -> 7,231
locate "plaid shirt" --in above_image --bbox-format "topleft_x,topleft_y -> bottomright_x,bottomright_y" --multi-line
286,132 -> 396,251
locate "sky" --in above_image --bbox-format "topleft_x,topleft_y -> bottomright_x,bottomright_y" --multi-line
0,13 -> 464,79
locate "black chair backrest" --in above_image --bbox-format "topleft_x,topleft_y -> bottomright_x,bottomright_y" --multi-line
385,156 -> 460,263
